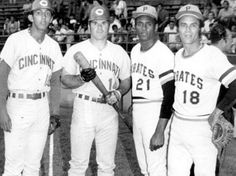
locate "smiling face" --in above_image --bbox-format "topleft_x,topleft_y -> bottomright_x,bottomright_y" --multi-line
135,15 -> 156,43
89,19 -> 109,41
178,15 -> 201,45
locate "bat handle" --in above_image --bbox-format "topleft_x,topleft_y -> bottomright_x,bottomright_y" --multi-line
112,103 -> 125,120
112,103 -> 120,113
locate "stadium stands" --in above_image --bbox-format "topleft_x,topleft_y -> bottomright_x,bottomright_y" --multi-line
0,0 -> 207,53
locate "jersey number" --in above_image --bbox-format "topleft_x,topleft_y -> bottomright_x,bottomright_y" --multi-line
183,90 -> 199,104
136,79 -> 150,90
108,78 -> 113,91
45,74 -> 51,87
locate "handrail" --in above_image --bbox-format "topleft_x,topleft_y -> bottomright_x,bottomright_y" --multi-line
0,32 -> 236,57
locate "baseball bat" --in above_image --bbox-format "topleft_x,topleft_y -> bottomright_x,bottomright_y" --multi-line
74,51 -> 133,133
49,133 -> 54,176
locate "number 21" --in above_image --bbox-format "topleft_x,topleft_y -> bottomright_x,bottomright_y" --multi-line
136,78 -> 150,90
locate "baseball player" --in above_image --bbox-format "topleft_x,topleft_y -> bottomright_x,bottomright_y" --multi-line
130,5 -> 175,176
60,5 -> 131,176
0,0 -> 63,175
168,4 -> 236,176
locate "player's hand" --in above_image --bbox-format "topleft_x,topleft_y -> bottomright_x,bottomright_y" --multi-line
80,68 -> 96,82
105,90 -> 121,105
208,108 -> 223,129
48,115 -> 61,135
0,109 -> 12,132
149,130 -> 165,151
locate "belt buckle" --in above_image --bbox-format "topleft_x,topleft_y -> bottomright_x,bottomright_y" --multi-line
27,93 -> 41,100
97,97 -> 105,103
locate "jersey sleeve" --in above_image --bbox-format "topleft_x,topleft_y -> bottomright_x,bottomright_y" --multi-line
209,48 -> 236,88
0,35 -> 17,67
158,45 -> 175,85
117,47 -> 131,80
63,46 -> 78,75
52,43 -> 63,72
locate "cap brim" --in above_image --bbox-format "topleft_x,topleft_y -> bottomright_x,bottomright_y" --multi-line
133,12 -> 157,20
88,17 -> 110,22
31,7 -> 53,12
176,12 -> 203,20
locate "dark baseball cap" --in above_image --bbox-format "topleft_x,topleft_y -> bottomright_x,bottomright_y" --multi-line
88,5 -> 110,22
30,0 -> 53,12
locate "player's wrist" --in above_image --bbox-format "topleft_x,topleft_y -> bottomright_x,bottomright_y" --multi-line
75,74 -> 86,84
114,89 -> 121,101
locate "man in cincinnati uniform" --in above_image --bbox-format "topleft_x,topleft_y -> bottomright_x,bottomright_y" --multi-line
61,5 -> 131,176
168,4 -> 236,176
131,5 -> 175,176
0,0 -> 63,175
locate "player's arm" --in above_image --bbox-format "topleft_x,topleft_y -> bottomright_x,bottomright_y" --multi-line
117,76 -> 131,96
217,79 -> 236,111
49,69 -> 62,116
150,79 -> 175,151
0,60 -> 12,132
209,79 -> 236,125
60,68 -> 85,89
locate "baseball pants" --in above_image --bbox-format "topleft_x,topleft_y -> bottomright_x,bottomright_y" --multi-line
3,96 -> 49,176
168,114 -> 218,176
132,102 -> 169,176
68,97 -> 118,176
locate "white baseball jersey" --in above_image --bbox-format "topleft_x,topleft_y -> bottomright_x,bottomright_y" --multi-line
173,44 -> 236,118
0,29 -> 63,93
63,39 -> 131,97
131,40 -> 175,103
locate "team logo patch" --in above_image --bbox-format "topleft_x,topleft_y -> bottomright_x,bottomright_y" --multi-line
143,6 -> 148,11
95,9 -> 104,16
39,0 -> 48,7
185,5 -> 192,11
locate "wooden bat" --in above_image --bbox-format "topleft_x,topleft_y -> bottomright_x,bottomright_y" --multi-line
74,51 -> 133,133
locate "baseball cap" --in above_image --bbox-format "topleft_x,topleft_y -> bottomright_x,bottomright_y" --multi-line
175,4 -> 203,21
88,5 -> 110,22
30,0 -> 53,12
133,5 -> 157,20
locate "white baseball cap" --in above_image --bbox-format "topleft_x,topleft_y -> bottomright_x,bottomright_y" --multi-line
133,5 -> 157,20
175,4 -> 203,21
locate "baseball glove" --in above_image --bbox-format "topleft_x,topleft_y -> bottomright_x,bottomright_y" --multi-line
48,115 -> 61,135
80,68 -> 96,82
211,114 -> 234,159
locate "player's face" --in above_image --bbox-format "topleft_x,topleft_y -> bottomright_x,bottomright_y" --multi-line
89,19 -> 109,41
31,9 -> 52,31
135,16 -> 156,42
178,16 -> 201,45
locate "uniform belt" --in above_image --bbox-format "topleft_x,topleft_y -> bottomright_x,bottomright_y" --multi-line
8,92 -> 46,100
174,111 -> 208,122
77,93 -> 106,104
